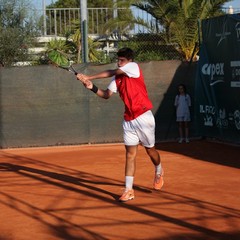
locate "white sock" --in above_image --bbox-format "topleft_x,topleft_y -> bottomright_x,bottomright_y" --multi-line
155,163 -> 162,175
125,176 -> 134,190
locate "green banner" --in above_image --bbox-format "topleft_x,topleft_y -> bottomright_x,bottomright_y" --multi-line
195,14 -> 240,143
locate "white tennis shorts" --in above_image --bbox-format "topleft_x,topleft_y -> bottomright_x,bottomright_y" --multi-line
123,110 -> 155,148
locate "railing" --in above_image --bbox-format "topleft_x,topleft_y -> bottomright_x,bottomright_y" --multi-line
36,7 -> 240,37
37,7 -> 159,37
31,6 -> 240,63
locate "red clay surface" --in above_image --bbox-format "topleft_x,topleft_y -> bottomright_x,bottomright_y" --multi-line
0,140 -> 239,240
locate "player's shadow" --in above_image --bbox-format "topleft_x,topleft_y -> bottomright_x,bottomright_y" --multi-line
0,162 -> 120,199
0,161 -> 239,240
155,139 -> 240,169
0,162 -> 151,200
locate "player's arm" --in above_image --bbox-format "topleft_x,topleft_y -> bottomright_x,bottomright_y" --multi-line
97,88 -> 113,99
83,80 -> 113,99
77,68 -> 125,82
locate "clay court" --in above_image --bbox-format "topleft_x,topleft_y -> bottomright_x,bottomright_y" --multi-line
0,140 -> 239,240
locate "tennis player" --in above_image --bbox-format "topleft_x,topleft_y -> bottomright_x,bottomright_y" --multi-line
77,47 -> 164,202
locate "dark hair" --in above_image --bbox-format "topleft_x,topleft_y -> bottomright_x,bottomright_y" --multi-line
178,84 -> 187,95
117,47 -> 134,61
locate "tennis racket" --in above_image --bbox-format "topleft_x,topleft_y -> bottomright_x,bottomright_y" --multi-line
47,49 -> 78,75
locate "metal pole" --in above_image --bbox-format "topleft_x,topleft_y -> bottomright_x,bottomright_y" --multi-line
42,0 -> 47,35
113,0 -> 118,46
113,0 -> 118,19
80,0 -> 88,63
54,9 -> 57,36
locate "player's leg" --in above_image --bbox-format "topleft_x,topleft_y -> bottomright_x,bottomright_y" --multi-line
119,145 -> 137,202
125,145 -> 138,176
145,146 -> 164,190
119,120 -> 139,202
145,146 -> 160,166
134,110 -> 164,190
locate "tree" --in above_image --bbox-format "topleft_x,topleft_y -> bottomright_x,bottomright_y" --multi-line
48,0 -> 121,8
47,0 -> 136,36
46,22 -> 103,64
131,0 -> 232,61
45,0 -> 135,63
47,0 -> 232,62
0,0 -> 38,66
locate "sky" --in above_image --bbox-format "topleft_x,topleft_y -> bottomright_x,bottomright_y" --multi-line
32,0 -> 240,10
32,0 -> 56,10
223,0 -> 240,9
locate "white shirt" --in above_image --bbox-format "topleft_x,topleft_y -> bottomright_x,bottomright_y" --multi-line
108,62 -> 140,93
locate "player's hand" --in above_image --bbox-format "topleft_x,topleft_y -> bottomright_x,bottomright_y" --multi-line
77,73 -> 89,83
76,74 -> 94,91
83,80 -> 93,90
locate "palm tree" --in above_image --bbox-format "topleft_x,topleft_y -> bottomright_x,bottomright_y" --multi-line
69,25 -> 102,63
46,24 -> 103,63
131,0 -> 231,61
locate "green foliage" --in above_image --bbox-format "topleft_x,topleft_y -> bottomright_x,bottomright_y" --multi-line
48,0 -> 78,8
45,36 -> 104,64
118,34 -> 182,62
0,0 -> 37,66
48,0 -> 128,8
48,0 -> 135,36
48,50 -> 69,66
129,0 -> 231,61
46,0 -> 231,63
46,39 -> 74,66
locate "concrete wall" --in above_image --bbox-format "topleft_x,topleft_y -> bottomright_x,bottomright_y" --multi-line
0,61 -> 198,148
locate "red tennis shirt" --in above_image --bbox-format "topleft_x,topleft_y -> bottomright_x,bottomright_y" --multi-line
115,63 -> 153,121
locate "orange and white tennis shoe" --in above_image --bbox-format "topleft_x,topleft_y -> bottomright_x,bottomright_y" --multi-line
153,168 -> 164,190
119,188 -> 135,202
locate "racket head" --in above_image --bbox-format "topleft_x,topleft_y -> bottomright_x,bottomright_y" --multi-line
47,50 -> 78,74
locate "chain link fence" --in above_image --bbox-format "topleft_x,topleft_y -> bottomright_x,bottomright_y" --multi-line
34,7 -> 182,63
26,6 -> 240,64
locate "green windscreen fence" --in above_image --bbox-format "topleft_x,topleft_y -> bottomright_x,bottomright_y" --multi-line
195,14 -> 240,144
1,61 -> 198,148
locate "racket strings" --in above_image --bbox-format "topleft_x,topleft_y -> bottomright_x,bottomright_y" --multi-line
48,49 -> 72,68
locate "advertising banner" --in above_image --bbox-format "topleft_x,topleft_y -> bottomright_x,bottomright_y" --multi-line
195,14 -> 240,143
